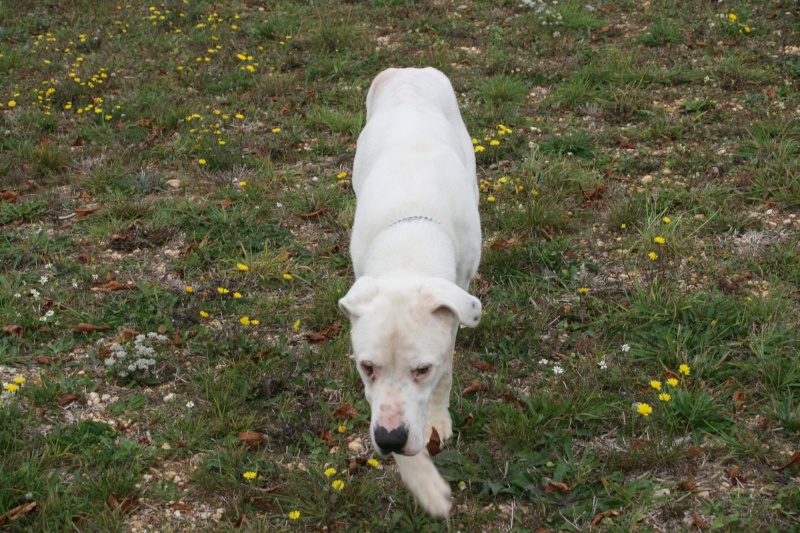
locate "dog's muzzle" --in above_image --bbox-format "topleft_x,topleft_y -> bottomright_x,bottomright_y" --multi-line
373,424 -> 409,455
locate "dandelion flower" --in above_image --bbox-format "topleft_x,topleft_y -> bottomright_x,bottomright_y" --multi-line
217,287 -> 230,294
272,127 -> 281,133
239,181 -> 247,187
332,480 -> 344,491
324,468 -> 336,477
489,140 -> 500,146
658,393 -> 671,402
233,292 -> 243,299
293,319 -> 300,331
459,480 -> 467,490
679,364 -> 691,376
667,378 -> 679,387
648,251 -> 658,261
368,459 -> 379,467
243,471 -> 257,479
186,286 -> 193,293
336,172 -> 347,179
200,310 -> 210,318
728,13 -> 737,23
251,319 -> 259,325
13,377 -> 26,384
474,145 -> 485,153
338,425 -> 346,433
235,113 -> 244,119
636,403 -> 653,416
236,263 -> 249,271
620,223 -> 627,229
654,236 -> 665,244
487,196 -> 495,202
282,273 -> 292,280
578,287 -> 589,294
650,380 -> 662,390
3,384 -> 19,393
240,316 -> 251,325
198,159 -> 207,165
289,510 -> 300,520
662,217 -> 671,223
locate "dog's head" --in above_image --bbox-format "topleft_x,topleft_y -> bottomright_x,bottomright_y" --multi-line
339,276 -> 481,456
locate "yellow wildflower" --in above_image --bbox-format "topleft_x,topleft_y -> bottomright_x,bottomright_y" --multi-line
637,403 -> 653,416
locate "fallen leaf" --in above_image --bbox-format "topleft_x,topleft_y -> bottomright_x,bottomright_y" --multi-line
0,501 -> 38,524
2,324 -> 24,338
774,450 -> 800,472
545,481 -> 570,493
168,502 -> 193,511
692,513 -> 710,530
0,189 -> 20,203
685,445 -> 703,458
106,493 -> 136,514
332,402 -> 359,421
238,430 -> 265,450
348,457 -> 359,475
72,323 -> 111,334
468,359 -> 495,372
589,508 -> 620,529
305,320 -> 341,343
318,428 -> 336,447
460,379 -> 485,397
108,328 -> 140,344
460,412 -> 475,428
74,205 -> 101,219
426,427 -> 441,457
91,280 -> 133,293
728,465 -> 747,485
676,480 -> 697,492
58,394 -> 83,407
294,205 -> 332,218
233,514 -> 244,528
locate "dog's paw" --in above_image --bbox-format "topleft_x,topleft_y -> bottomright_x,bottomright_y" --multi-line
394,451 -> 452,519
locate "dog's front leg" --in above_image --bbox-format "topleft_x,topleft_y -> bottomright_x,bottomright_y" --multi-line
394,449 -> 452,518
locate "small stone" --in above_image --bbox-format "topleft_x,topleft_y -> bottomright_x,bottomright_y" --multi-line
166,179 -> 182,189
163,393 -> 176,403
162,443 -> 171,450
695,490 -> 711,499
347,440 -> 364,453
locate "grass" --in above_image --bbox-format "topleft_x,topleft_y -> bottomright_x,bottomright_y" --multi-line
1,0 -> 799,531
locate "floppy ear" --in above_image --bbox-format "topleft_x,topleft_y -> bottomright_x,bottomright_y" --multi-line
338,276 -> 379,320
419,278 -> 482,328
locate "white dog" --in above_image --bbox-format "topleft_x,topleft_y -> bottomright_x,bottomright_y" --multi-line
338,67 -> 482,518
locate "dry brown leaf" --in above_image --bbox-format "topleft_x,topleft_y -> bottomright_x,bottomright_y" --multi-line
348,457 -> 359,475
676,480 -> 697,492
460,379 -> 485,397
692,513 -> 710,530
168,502 -> 193,511
2,324 -> 24,338
72,323 -> 112,334
58,394 -> 83,407
468,359 -> 495,372
91,280 -> 133,293
238,430 -> 265,450
74,205 -> 101,219
318,428 -> 336,447
108,328 -> 140,344
426,427 -> 441,457
545,481 -> 570,493
294,205 -> 332,218
332,402 -> 359,421
0,501 -> 38,524
774,450 -> 800,472
589,509 -> 620,529
460,412 -> 475,428
305,320 -> 341,343
106,493 -> 136,514
0,189 -> 20,203
685,445 -> 703,458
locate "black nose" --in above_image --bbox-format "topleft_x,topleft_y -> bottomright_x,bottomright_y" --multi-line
373,425 -> 408,454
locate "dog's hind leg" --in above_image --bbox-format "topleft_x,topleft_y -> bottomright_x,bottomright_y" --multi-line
393,449 -> 452,519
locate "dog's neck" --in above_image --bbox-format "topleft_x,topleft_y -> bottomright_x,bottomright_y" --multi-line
363,218 -> 457,282
385,215 -> 439,230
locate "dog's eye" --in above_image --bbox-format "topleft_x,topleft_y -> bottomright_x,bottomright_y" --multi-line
413,365 -> 432,378
360,362 -> 375,378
